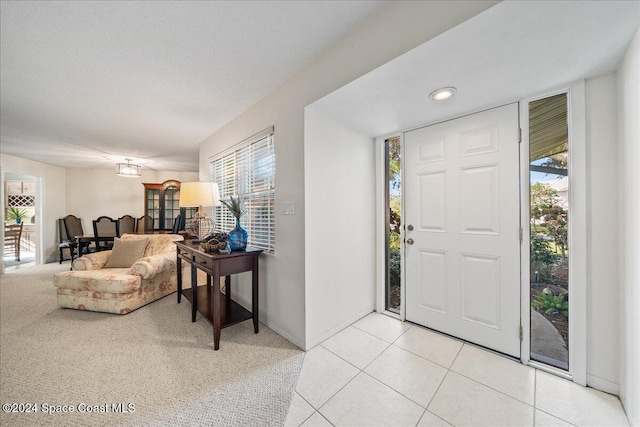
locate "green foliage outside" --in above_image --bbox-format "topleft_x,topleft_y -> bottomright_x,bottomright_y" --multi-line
532,291 -> 568,317
531,234 -> 559,264
388,137 -> 402,291
530,181 -> 568,285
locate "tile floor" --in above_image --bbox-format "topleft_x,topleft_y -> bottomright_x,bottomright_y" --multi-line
285,312 -> 629,427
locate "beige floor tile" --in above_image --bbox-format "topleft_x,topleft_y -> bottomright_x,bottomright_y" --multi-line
535,371 -> 629,427
451,343 -> 535,405
285,392 -> 316,427
429,371 -> 534,426
535,409 -> 575,427
352,312 -> 411,343
321,326 -> 389,369
320,373 -> 424,427
300,412 -> 334,427
295,346 -> 359,409
417,410 -> 454,426
364,345 -> 447,407
394,325 -> 463,368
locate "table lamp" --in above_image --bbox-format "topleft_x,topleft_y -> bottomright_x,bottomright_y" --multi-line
178,182 -> 221,242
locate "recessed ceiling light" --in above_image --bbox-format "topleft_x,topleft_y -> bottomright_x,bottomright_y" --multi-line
429,87 -> 457,101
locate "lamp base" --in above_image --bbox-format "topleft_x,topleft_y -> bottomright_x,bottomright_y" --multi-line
185,216 -> 215,242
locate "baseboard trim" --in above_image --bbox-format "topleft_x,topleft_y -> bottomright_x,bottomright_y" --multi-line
303,305 -> 375,351
587,374 -> 619,395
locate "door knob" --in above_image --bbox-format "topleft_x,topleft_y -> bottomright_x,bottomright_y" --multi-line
407,224 -> 414,231
406,238 -> 414,245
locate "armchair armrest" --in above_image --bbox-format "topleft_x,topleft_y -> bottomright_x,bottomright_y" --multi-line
130,252 -> 176,280
72,250 -> 112,271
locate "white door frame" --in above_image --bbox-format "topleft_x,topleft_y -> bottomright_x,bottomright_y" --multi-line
0,167 -> 44,274
375,81 -> 587,385
519,81 -> 587,385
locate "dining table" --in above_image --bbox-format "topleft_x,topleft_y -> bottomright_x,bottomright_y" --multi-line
75,234 -> 115,257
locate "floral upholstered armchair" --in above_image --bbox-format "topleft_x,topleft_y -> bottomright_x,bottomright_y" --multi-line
53,233 -> 183,314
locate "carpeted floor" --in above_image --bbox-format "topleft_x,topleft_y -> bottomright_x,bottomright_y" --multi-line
0,263 -> 304,426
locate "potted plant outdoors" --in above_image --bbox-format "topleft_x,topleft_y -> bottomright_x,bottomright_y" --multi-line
221,196 -> 248,251
7,207 -> 28,224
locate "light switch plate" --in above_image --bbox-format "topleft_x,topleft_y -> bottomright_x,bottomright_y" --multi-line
281,201 -> 295,215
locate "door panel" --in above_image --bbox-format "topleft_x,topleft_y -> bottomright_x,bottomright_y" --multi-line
405,103 -> 521,357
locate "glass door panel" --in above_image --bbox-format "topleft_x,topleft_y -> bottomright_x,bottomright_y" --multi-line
529,93 -> 569,370
385,136 -> 401,313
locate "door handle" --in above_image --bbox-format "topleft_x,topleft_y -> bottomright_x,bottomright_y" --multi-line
407,224 -> 414,231
406,238 -> 414,245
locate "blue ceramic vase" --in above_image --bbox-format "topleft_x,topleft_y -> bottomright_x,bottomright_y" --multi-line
228,218 -> 248,251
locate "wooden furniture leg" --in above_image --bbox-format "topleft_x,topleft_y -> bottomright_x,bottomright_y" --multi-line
212,268 -> 221,350
191,264 -> 198,322
176,251 -> 182,303
253,255 -> 259,333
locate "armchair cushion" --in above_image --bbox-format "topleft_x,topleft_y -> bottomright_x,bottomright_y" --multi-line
105,237 -> 149,268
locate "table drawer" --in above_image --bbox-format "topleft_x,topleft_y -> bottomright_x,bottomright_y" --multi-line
193,253 -> 213,271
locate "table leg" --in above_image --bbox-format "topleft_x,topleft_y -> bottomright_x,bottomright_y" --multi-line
225,276 -> 231,303
191,264 -> 198,322
176,252 -> 182,303
212,268 -> 221,350
253,255 -> 259,334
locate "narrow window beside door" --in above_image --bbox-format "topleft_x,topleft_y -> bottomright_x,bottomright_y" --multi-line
385,136 -> 401,313
529,93 -> 570,370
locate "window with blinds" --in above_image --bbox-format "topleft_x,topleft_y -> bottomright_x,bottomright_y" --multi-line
209,128 -> 275,253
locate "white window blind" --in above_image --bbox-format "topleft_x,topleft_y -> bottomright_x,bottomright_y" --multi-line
209,129 -> 275,253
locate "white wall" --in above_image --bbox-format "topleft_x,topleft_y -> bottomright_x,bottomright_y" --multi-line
585,74 -> 619,391
617,29 -> 640,426
198,0 -> 497,349
304,109 -> 376,348
0,153 -> 66,265
65,168 -> 198,233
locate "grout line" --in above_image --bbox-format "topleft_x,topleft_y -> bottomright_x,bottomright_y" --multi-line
319,340 -> 389,372
360,370 -> 428,410
296,409 -> 315,427
314,411 -> 335,427
422,343 -> 463,414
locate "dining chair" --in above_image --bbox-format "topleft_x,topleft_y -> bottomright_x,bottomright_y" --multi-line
62,214 -> 93,257
4,223 -> 23,261
58,218 -> 77,264
172,214 -> 182,234
117,215 -> 136,236
136,215 -> 154,233
92,216 -> 118,251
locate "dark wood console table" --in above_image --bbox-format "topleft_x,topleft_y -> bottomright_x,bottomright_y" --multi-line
175,242 -> 263,350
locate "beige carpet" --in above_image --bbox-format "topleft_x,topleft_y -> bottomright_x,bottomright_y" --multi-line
0,263 -> 304,426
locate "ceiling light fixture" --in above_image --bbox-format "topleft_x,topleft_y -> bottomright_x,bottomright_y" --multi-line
115,158 -> 141,177
429,87 -> 457,101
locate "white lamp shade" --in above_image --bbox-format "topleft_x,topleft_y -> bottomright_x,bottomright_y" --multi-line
179,182 -> 221,207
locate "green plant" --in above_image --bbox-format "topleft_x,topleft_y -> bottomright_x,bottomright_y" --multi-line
6,207 -> 27,222
530,234 -> 559,264
532,291 -> 568,317
220,196 -> 246,219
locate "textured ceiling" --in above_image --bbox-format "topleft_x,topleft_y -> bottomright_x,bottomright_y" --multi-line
0,0 -> 386,171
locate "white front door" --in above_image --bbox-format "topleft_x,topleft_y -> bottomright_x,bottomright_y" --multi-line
404,103 -> 521,357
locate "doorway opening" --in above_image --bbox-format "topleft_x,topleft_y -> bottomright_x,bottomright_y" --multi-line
385,136 -> 401,314
3,173 -> 38,270
528,93 -> 570,370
